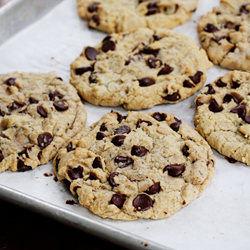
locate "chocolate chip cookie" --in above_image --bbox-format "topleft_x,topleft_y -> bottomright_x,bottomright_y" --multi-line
0,72 -> 87,173
194,71 -> 250,165
77,0 -> 198,33
70,28 -> 212,110
198,0 -> 250,71
54,111 -> 215,220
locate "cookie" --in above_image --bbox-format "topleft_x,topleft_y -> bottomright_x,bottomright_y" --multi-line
0,72 -> 87,173
53,111 -> 215,220
194,71 -> 250,165
70,28 -> 212,110
77,0 -> 199,33
198,0 -> 250,71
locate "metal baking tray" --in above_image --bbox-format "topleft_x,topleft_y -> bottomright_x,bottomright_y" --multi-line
0,0 -> 249,249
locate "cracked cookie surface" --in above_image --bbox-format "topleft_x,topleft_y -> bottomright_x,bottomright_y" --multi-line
195,71 -> 250,165
70,28 -> 212,110
198,0 -> 250,71
77,0 -> 198,33
0,72 -> 87,173
54,111 -> 215,220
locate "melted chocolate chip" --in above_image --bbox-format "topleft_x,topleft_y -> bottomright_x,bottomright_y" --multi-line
114,125 -> 131,134
152,112 -> 166,121
133,194 -> 153,211
146,2 -> 160,16
230,45 -> 236,53
100,123 -> 108,131
136,119 -> 152,128
225,156 -> 237,163
147,57 -> 162,68
196,99 -> 203,106
89,172 -> 99,181
182,145 -> 189,157
163,92 -> 180,102
205,84 -> 215,95
0,150 -> 4,162
0,110 -> 6,117
75,66 -> 93,75
158,64 -> 173,76
102,35 -> 111,42
89,72 -> 97,83
209,99 -> 223,112
37,133 -> 53,148
108,172 -> 119,186
153,34 -> 163,41
9,101 -> 24,111
37,105 -> 47,118
240,4 -> 250,14
90,14 -> 100,26
102,40 -> 116,52
145,182 -> 160,195
183,80 -> 194,88
115,112 -> 126,123
245,115 -> 250,124
212,36 -> 225,45
189,71 -> 203,84
5,78 -> 16,86
88,3 -> 98,12
67,142 -> 73,152
115,156 -> 133,168
96,132 -> 106,140
92,156 -> 103,168
223,94 -> 239,104
131,145 -> 147,157
170,118 -> 182,132
141,46 -> 160,57
48,91 -> 64,101
216,79 -> 227,87
85,46 -> 98,60
163,164 -> 185,177
17,160 -> 32,172
204,23 -> 219,33
53,100 -> 69,111
110,194 -> 126,208
68,166 -> 83,180
232,81 -> 240,89
231,104 -> 246,119
112,135 -> 126,146
138,77 -> 155,87
29,97 -> 38,104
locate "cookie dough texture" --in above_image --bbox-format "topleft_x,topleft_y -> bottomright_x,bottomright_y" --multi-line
54,111 -> 215,220
77,0 -> 199,33
195,71 -> 250,165
70,28 -> 212,110
0,72 -> 87,173
198,0 -> 250,71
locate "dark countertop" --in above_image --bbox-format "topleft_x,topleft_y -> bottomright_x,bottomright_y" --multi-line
0,199 -> 128,250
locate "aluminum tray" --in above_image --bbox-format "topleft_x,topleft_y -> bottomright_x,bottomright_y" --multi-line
0,0 -> 250,249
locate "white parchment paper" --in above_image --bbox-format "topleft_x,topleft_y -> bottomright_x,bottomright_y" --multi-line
0,0 -> 249,249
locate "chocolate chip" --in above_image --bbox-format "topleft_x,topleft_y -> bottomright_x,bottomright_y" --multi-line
225,156 -> 237,163
68,166 -> 83,180
0,150 -> 4,162
146,2 -> 160,16
212,36 -> 225,45
147,57 -> 162,68
0,110 -> 6,117
88,3 -> 98,12
216,79 -> 227,87
29,97 -> 38,104
204,23 -> 219,33
189,71 -> 203,84
67,142 -> 73,152
37,105 -> 48,118
96,132 -> 106,140
153,34 -> 163,41
232,81 -> 240,89
240,4 -> 250,14
158,64 -> 173,76
53,100 -> 69,111
85,46 -> 98,60
38,149 -> 43,160
138,77 -> 155,87
66,200 -> 77,205
235,24 -> 240,31
5,78 -> 16,86
18,147 -> 31,158
89,72 -> 97,83
57,77 -> 63,81
48,91 -> 64,101
110,194 -> 126,209
231,104 -> 246,119
230,45 -> 236,53
183,80 -> 194,88
102,40 -> 116,52
112,135 -> 126,146
17,160 -> 32,172
9,101 -> 25,111
133,194 -> 153,211
141,46 -> 160,57
205,84 -> 215,95
89,172 -> 99,181
108,172 -> 119,186
125,59 -> 131,66
163,164 -> 185,177
114,125 -> 131,134
131,145 -> 147,157
145,182 -> 160,195
102,35 -> 111,42
92,156 -> 103,168
245,115 -> 250,124
115,156 -> 133,168
90,14 -> 100,26
163,92 -> 180,102
37,132 -> 53,148
136,119 -> 152,128
223,94 -> 239,104
55,157 -> 60,172
170,118 -> 182,132
75,66 -> 93,75
182,145 -> 189,157
100,123 -> 108,131
209,99 -> 223,113
152,112 -> 166,121
115,112 -> 126,123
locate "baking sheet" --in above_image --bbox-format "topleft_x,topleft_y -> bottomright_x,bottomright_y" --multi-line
0,0 -> 250,249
